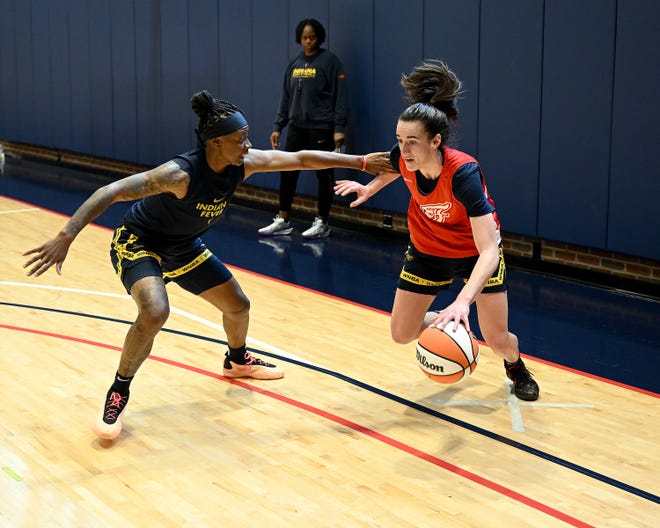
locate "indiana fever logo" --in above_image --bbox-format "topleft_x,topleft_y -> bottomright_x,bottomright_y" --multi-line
420,202 -> 452,223
196,199 -> 227,224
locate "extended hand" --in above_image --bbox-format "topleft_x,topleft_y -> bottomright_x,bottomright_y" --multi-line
22,234 -> 73,277
431,299 -> 471,332
363,152 -> 391,174
334,180 -> 369,208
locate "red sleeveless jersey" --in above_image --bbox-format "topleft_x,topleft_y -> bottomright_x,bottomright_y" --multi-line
397,147 -> 500,258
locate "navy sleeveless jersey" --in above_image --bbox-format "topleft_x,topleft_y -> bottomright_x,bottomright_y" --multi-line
122,149 -> 244,245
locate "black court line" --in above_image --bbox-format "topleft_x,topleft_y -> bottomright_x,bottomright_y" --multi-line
2,300 -> 658,505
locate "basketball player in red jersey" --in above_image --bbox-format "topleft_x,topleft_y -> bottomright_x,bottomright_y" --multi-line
335,61 -> 539,401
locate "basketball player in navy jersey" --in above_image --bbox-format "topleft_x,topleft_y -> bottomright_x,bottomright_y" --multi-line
23,90 -> 390,440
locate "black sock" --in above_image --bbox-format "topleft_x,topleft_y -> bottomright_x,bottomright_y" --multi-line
504,357 -> 523,368
110,372 -> 134,396
227,345 -> 247,364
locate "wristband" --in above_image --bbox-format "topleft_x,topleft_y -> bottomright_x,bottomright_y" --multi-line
361,156 -> 367,171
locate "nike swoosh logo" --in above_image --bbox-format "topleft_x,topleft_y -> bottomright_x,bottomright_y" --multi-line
213,198 -> 223,203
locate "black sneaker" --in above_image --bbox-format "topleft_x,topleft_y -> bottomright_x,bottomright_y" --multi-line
93,390 -> 129,440
504,358 -> 539,401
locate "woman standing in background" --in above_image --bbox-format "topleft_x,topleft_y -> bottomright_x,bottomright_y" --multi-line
259,18 -> 348,239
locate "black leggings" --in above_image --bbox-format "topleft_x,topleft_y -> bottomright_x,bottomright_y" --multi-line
279,125 -> 335,219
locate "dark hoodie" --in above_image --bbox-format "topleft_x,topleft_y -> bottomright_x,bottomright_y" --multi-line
274,48 -> 348,133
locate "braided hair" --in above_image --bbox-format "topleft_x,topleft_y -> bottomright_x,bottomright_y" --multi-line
191,90 -> 245,146
399,60 -> 463,147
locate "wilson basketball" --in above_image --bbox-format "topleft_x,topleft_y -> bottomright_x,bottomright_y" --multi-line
416,324 -> 480,384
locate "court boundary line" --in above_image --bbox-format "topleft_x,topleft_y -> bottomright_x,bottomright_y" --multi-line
2,279 -> 659,399
1,321 -> 597,528
1,301 -> 658,507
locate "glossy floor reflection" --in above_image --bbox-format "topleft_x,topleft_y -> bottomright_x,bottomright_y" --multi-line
2,156 -> 659,392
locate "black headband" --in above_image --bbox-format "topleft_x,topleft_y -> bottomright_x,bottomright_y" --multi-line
196,112 -> 248,142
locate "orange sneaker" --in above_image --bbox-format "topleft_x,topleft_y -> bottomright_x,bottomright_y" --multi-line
223,351 -> 284,380
93,390 -> 128,440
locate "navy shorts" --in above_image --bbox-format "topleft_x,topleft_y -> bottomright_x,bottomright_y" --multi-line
110,225 -> 233,295
397,243 -> 507,295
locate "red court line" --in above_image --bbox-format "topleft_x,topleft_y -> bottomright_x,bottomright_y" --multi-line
4,196 -> 656,399
2,322 -> 595,528
230,266 -> 660,400
528,355 -> 660,399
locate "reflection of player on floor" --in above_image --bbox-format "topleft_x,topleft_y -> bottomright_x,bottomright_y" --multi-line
23,90 -> 391,440
335,61 -> 539,401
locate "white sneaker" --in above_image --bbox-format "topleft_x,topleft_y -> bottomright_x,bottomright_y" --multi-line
302,217 -> 330,239
258,215 -> 293,236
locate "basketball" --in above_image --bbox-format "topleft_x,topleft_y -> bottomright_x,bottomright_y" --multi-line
416,324 -> 480,384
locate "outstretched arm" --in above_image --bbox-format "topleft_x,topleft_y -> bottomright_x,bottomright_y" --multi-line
243,149 -> 391,178
22,161 -> 188,277
334,170 -> 401,208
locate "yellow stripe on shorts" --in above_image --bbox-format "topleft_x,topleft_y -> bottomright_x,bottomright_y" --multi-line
162,249 -> 213,279
399,270 -> 454,288
112,226 -> 162,277
484,247 -> 506,287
